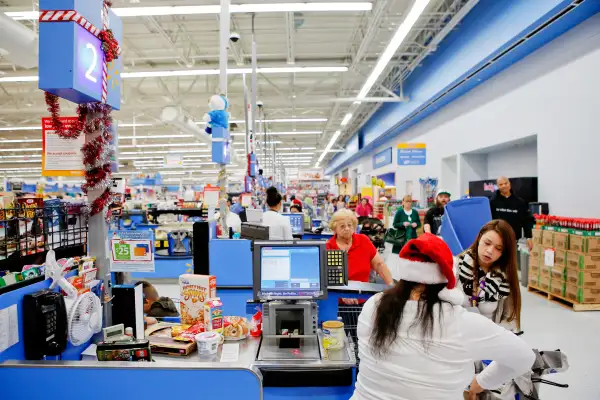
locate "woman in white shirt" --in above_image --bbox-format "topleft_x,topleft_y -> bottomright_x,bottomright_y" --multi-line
454,220 -> 521,330
262,187 -> 293,240
352,234 -> 534,400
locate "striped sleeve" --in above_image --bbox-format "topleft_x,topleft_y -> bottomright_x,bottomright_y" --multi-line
458,253 -> 475,281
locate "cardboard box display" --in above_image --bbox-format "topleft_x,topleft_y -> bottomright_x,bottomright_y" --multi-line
530,245 -> 543,260
529,262 -> 540,277
566,251 -> 600,272
553,232 -> 569,250
531,228 -> 542,245
565,284 -> 600,304
179,274 -> 217,325
554,249 -> 567,267
550,277 -> 565,297
539,265 -> 551,279
539,275 -> 550,292
528,273 -> 539,288
566,269 -> 600,288
550,264 -> 566,280
569,232 -> 600,253
541,230 -> 554,247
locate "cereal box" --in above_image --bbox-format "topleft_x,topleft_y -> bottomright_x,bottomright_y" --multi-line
179,274 -> 216,325
204,298 -> 224,333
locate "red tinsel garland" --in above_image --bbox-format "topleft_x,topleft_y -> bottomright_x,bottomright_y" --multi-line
42,0 -> 120,217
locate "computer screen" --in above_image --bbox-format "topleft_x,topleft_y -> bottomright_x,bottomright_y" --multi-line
257,245 -> 323,298
282,213 -> 304,235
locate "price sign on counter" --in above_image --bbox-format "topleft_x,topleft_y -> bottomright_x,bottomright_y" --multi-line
109,230 -> 155,272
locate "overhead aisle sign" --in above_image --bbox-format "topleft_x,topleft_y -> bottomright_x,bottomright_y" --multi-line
38,0 -> 122,109
397,143 -> 426,166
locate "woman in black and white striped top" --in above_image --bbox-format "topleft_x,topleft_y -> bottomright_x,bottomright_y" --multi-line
455,220 -> 522,329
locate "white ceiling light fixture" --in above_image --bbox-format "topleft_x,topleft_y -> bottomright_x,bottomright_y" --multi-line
0,148 -> 42,152
340,113 -> 353,127
0,139 -> 42,143
357,0 -> 431,100
316,0 -> 431,169
199,118 -> 327,125
0,160 -> 41,164
119,134 -> 194,140
231,131 -> 321,137
0,66 -> 348,83
0,154 -> 41,159
6,3 -> 372,20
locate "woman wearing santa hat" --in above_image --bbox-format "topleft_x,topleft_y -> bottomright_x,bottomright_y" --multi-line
351,234 -> 534,400
455,220 -> 521,331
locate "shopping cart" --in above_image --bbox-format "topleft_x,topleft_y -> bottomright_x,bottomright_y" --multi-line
469,349 -> 569,399
337,299 -> 366,367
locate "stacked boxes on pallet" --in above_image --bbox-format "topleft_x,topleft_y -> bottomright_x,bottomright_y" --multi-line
565,231 -> 600,304
533,226 -> 600,304
528,236 -> 541,288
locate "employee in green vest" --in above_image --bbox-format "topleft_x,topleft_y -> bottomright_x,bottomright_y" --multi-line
392,194 -> 421,253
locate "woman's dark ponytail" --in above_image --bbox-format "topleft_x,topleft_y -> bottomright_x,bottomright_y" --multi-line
371,280 -> 447,357
266,186 -> 282,208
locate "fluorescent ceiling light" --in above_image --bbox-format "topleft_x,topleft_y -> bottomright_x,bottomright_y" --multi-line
0,139 -> 42,143
0,154 -> 40,159
340,113 -> 353,127
0,160 -> 40,164
357,0 -> 431,99
119,123 -> 154,127
277,147 -> 317,150
119,134 -> 194,140
199,118 -> 327,125
121,150 -> 209,155
120,143 -> 207,149
6,3 -> 371,20
231,131 -> 321,137
0,66 -> 347,83
119,156 -> 164,160
0,148 -> 42,152
318,130 -> 342,163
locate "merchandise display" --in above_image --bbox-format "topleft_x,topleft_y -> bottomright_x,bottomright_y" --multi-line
528,220 -> 600,309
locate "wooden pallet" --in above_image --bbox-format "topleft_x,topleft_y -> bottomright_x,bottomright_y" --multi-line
528,285 -> 600,311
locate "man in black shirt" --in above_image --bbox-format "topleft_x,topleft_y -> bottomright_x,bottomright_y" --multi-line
489,176 -> 535,250
424,189 -> 451,236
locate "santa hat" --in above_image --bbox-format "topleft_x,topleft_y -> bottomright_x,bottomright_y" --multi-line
397,233 -> 464,305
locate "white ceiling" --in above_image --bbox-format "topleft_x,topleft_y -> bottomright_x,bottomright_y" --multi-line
0,0 -> 473,183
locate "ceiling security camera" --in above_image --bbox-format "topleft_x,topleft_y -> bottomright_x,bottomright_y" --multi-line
230,32 -> 240,43
257,100 -> 264,108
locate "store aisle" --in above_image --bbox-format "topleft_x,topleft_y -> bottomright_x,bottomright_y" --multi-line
151,282 -> 600,399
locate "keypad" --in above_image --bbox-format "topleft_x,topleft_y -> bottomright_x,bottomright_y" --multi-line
326,250 -> 348,286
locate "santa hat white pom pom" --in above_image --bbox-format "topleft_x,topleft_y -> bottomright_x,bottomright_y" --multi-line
438,287 -> 464,305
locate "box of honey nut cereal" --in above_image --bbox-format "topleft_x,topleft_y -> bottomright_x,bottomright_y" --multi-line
179,274 -> 216,325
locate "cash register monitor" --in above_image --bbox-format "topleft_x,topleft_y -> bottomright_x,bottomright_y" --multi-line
281,213 -> 304,235
253,241 -> 327,300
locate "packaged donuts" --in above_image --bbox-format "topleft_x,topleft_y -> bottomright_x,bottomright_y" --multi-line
222,316 -> 250,341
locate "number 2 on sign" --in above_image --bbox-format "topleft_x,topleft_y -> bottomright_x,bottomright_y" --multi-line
85,43 -> 98,83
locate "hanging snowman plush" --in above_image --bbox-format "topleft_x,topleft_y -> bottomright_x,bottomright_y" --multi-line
203,94 -> 230,134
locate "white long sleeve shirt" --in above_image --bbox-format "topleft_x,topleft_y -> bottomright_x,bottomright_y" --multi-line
262,210 -> 294,240
351,293 -> 535,400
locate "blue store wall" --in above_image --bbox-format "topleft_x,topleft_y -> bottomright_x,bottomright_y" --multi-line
326,0 -> 600,174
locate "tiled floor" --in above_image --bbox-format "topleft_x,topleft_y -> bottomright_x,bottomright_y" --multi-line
152,281 -> 600,399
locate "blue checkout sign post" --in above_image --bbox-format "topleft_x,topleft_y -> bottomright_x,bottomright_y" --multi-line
38,0 -> 122,110
397,143 -> 427,166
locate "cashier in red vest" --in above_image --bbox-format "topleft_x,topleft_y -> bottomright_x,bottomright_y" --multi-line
326,209 -> 394,285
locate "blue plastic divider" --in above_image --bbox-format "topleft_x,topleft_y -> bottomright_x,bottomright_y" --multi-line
0,271 -> 93,362
0,362 -> 262,400
210,239 -> 253,286
441,197 -> 492,255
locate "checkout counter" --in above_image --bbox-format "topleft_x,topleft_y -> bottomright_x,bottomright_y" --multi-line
1,238 -> 385,400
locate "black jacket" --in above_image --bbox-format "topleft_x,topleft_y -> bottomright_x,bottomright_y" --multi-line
489,191 -> 534,239
424,206 -> 444,236
147,297 -> 179,318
